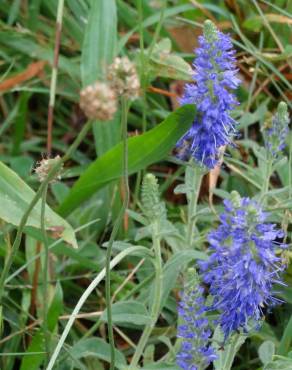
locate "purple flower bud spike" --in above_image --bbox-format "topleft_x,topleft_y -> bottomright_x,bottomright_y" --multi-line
200,191 -> 287,340
176,270 -> 217,369
176,20 -> 241,169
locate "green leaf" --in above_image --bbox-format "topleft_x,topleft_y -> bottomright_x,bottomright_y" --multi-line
148,38 -> 192,81
158,249 -> 207,310
81,0 -> 117,86
213,327 -> 247,370
69,338 -> 126,369
278,315 -> 292,356
47,282 -> 63,331
101,301 -> 150,326
0,161 -> 77,248
143,364 -> 179,370
20,283 -> 63,370
58,104 -> 196,216
264,356 -> 292,370
259,341 -> 276,365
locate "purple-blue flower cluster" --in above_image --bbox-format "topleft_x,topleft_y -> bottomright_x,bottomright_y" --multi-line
265,101 -> 289,157
177,275 -> 217,370
200,192 -> 286,340
176,20 -> 241,169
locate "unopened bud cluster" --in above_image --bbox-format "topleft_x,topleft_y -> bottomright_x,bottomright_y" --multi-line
35,155 -> 62,183
141,173 -> 166,221
107,56 -> 140,100
264,101 -> 289,157
80,82 -> 117,121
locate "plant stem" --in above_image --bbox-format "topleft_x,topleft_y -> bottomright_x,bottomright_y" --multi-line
186,165 -> 203,248
0,119 -> 93,303
129,221 -> 162,368
260,153 -> 273,204
47,0 -> 64,155
105,97 -> 129,370
41,184 -> 50,364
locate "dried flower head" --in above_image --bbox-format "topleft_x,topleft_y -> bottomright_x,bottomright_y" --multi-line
35,155 -> 62,183
200,191 -> 287,340
80,82 -> 117,121
176,20 -> 241,169
107,56 -> 140,100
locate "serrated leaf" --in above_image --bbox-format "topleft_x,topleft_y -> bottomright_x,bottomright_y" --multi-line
58,104 -> 196,216
0,161 -> 77,248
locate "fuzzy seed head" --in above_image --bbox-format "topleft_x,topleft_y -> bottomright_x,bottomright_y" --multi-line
79,82 -> 117,121
35,156 -> 62,183
107,57 -> 140,100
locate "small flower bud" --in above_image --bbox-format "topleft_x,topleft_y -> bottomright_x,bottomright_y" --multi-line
80,82 -> 117,121
141,173 -> 166,221
203,20 -> 218,43
35,155 -> 62,183
264,101 -> 290,157
107,57 -> 140,100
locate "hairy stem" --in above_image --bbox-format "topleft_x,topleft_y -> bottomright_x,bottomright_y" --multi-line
186,165 -> 203,248
260,153 -> 273,204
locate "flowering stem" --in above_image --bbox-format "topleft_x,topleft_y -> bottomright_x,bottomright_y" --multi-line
260,153 -> 273,204
186,164 -> 203,248
105,97 -> 130,370
41,183 -> 50,364
0,119 -> 93,304
129,221 -> 162,368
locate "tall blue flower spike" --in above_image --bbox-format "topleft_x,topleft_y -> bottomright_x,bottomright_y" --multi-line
200,191 -> 287,340
176,270 -> 217,370
176,20 -> 241,169
264,101 -> 290,157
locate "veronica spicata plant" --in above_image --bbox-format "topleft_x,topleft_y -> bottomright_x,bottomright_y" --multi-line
177,270 -> 217,370
264,101 -> 290,157
176,20 -> 241,168
199,191 -> 287,340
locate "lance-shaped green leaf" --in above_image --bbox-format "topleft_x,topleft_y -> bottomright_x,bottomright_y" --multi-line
148,38 -> 192,81
0,161 -> 77,248
213,327 -> 247,370
58,104 -> 196,216
81,0 -> 117,85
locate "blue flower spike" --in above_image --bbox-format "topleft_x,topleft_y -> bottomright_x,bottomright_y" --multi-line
176,20 -> 241,169
200,191 -> 287,340
264,101 -> 290,157
176,269 -> 217,370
